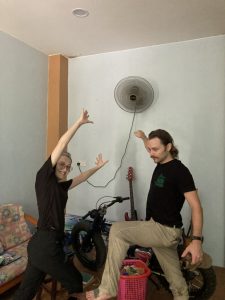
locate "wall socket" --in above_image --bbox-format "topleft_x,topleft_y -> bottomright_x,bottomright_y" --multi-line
77,161 -> 86,167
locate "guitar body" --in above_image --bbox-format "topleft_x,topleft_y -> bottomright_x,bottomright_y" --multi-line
124,210 -> 138,221
125,167 -> 138,221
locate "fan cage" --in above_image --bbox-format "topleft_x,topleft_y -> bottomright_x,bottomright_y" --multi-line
114,76 -> 154,113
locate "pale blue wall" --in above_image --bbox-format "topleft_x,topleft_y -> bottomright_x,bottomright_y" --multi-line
68,35 -> 225,266
0,32 -> 48,217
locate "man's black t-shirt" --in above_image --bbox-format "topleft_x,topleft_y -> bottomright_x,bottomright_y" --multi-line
146,159 -> 196,227
35,157 -> 72,236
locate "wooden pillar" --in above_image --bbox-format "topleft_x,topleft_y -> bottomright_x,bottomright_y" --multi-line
47,54 -> 68,157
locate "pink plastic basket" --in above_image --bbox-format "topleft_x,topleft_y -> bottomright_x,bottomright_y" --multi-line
118,259 -> 151,300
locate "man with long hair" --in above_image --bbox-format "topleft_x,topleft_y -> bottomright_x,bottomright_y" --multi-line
85,129 -> 203,300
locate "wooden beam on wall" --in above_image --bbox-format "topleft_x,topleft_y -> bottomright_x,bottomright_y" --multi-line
47,54 -> 68,157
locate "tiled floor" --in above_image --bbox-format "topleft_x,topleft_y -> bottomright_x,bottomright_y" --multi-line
2,265 -> 225,300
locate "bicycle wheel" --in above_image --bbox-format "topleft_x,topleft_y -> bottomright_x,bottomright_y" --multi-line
71,221 -> 107,271
153,266 -> 217,299
186,266 -> 216,299
149,253 -> 216,300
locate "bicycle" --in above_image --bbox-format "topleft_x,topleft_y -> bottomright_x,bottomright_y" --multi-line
70,198 -> 216,299
71,196 -> 129,270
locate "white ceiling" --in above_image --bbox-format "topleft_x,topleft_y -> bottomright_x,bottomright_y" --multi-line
1,0 -> 225,57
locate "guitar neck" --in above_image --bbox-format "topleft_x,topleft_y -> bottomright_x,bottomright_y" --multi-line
129,181 -> 137,220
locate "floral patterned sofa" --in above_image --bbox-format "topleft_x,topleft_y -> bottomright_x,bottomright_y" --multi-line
0,203 -> 37,295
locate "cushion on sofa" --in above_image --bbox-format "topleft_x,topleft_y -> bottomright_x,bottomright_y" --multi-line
0,240 -> 29,286
0,204 -> 32,250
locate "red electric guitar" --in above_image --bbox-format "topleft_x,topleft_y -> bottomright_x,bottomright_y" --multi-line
124,166 -> 138,221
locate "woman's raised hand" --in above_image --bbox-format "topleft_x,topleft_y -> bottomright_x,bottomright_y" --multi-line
78,109 -> 93,126
95,153 -> 109,169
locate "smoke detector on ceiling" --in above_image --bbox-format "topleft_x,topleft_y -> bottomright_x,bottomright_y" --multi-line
72,8 -> 89,18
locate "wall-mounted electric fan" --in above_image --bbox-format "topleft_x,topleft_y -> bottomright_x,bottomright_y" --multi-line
114,76 -> 154,113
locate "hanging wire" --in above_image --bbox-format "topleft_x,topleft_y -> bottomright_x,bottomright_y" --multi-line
77,108 -> 137,188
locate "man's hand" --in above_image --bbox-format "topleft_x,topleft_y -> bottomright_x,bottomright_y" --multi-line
95,153 -> 109,169
134,130 -> 149,152
181,240 -> 204,265
77,109 -> 93,126
134,130 -> 147,140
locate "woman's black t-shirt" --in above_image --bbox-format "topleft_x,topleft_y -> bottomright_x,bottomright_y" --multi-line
146,159 -> 196,227
35,157 -> 72,236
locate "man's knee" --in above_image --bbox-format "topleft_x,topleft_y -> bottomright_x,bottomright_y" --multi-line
110,222 -> 125,236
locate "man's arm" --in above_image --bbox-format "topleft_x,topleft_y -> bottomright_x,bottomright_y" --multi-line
69,154 -> 108,189
181,190 -> 204,264
51,109 -> 93,167
134,130 -> 149,150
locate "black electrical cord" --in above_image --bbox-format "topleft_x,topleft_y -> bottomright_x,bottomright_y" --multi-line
77,110 -> 136,188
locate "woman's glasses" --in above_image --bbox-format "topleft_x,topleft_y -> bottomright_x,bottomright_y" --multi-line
56,162 -> 73,172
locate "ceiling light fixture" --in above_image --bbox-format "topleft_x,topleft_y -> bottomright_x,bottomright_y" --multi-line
72,8 -> 89,18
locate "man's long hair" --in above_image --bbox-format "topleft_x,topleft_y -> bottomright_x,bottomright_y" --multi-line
148,129 -> 179,158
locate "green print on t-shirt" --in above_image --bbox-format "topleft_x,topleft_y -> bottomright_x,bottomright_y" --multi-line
154,174 -> 166,188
